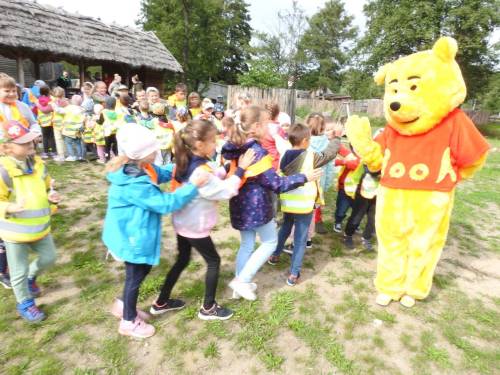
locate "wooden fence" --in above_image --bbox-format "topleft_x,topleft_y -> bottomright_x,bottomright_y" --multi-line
227,86 -> 296,122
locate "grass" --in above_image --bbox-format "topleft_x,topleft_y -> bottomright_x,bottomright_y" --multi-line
0,130 -> 498,374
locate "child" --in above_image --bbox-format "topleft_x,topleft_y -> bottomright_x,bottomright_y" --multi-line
51,87 -> 68,161
267,123 -> 341,285
151,102 -> 175,165
0,120 -> 61,322
151,120 -> 255,320
102,123 -> 208,338
62,95 -> 85,162
92,81 -> 109,105
195,100 -> 216,122
98,96 -> 120,161
187,92 -> 202,118
146,87 -> 163,106
167,83 -> 187,120
306,112 -> 334,235
82,112 -> 96,159
36,86 -> 56,159
333,145 -> 360,232
213,103 -> 225,132
221,106 -> 321,300
172,106 -> 190,132
81,82 -> 95,116
136,101 -> 155,130
0,73 -> 40,132
91,104 -> 106,164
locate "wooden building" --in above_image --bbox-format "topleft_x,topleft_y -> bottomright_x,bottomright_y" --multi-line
0,0 -> 182,92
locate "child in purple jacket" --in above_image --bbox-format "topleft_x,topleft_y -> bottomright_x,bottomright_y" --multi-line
221,106 -> 321,301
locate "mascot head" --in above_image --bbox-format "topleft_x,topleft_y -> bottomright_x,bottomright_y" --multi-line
375,37 -> 466,136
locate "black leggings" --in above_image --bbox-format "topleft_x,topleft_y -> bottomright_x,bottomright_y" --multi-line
123,262 -> 152,321
158,235 -> 220,309
345,194 -> 376,240
105,134 -> 118,160
41,126 -> 56,154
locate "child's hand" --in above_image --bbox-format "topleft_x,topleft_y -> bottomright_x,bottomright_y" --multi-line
305,168 -> 323,182
191,170 -> 210,187
48,191 -> 62,204
6,199 -> 25,214
238,149 -> 256,169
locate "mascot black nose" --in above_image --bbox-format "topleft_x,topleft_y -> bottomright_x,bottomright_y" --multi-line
390,102 -> 401,111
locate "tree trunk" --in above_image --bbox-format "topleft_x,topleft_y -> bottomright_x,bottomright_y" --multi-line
181,0 -> 189,84
16,55 -> 25,87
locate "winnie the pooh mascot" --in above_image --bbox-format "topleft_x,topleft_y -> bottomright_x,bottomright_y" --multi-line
345,37 -> 490,308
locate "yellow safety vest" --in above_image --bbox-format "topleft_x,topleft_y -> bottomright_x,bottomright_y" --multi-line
38,111 -> 53,128
344,163 -> 364,198
62,107 -> 85,138
153,118 -> 174,150
0,103 -> 30,127
360,172 -> 380,199
82,116 -> 95,143
280,151 -> 322,214
0,156 -> 54,243
102,110 -> 122,137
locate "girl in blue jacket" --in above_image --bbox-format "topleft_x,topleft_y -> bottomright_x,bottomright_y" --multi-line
102,124 -> 208,339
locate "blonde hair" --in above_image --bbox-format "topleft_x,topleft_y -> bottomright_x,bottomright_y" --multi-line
0,73 -> 16,89
104,154 -> 152,173
230,105 -> 264,146
52,86 -> 65,98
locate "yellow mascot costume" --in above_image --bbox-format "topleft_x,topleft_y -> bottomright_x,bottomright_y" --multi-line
346,37 -> 490,308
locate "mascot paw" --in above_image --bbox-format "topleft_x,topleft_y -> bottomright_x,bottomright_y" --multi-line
400,295 -> 416,308
375,293 -> 392,306
345,116 -> 372,145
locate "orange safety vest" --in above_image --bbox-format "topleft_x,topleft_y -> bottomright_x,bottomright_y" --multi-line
227,154 -> 273,188
170,163 -> 213,191
143,163 -> 158,185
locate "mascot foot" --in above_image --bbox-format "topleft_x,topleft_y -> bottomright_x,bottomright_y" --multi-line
375,293 -> 392,306
400,295 -> 416,308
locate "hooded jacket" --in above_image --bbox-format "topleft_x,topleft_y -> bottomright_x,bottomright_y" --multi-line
102,163 -> 198,265
221,139 -> 307,231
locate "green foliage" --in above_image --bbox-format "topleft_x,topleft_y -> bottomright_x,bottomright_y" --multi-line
299,0 -> 358,91
358,0 -> 500,99
478,71 -> 500,112
339,68 -> 383,99
237,59 -> 286,88
139,0 -> 252,89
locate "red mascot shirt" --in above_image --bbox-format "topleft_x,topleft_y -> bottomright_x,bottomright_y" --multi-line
375,109 -> 490,192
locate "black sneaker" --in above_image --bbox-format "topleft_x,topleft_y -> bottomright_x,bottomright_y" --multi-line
267,255 -> 280,266
362,238 -> 374,251
198,303 -> 233,321
0,274 -> 11,289
344,235 -> 355,249
306,239 -> 312,249
150,299 -> 186,315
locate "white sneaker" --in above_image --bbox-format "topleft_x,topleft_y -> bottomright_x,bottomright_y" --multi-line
400,295 -> 416,308
65,156 -> 76,162
229,279 -> 256,301
375,293 -> 392,306
231,283 -> 257,299
96,159 -> 106,164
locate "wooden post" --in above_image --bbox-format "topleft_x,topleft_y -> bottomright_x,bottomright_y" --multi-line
79,61 -> 85,88
33,59 -> 40,80
16,55 -> 25,87
124,68 -> 130,88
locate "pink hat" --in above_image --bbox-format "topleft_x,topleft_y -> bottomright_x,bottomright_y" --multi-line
0,121 -> 41,144
116,123 -> 159,160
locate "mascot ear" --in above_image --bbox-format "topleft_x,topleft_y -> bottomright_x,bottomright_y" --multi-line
374,64 -> 390,86
432,37 -> 458,62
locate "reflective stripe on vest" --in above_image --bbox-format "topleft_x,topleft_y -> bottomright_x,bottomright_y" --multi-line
38,112 -> 53,127
9,207 -> 51,219
0,220 -> 50,233
227,154 -> 273,188
63,111 -> 84,137
360,173 -> 380,199
344,164 -> 364,198
280,151 -> 319,214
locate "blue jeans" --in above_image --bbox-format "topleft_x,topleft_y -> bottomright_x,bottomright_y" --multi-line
236,220 -> 277,283
334,188 -> 353,224
273,212 -> 313,277
64,136 -> 83,159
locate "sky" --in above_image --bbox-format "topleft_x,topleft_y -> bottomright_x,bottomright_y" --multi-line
40,0 -> 367,33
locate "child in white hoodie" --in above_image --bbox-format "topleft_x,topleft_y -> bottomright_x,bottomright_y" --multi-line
150,119 -> 255,320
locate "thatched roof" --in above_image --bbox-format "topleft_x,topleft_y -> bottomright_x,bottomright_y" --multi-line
0,0 -> 183,73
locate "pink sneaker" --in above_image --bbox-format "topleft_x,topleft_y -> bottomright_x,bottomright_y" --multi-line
110,299 -> 151,321
118,318 -> 155,338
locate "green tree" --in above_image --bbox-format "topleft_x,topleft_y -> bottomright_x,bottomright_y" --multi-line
237,59 -> 285,88
478,71 -> 500,112
298,0 -> 358,91
339,68 -> 383,99
358,0 -> 500,99
139,0 -> 252,90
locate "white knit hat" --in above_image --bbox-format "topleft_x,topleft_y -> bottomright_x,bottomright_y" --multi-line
117,123 -> 159,160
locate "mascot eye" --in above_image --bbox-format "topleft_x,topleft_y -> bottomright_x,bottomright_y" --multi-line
411,85 -> 417,91
393,89 -> 398,94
